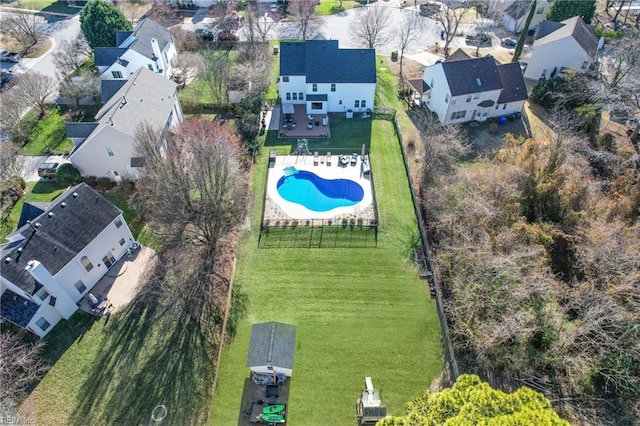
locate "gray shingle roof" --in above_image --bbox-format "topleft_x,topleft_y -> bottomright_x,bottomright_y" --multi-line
534,17 -> 599,57
497,62 -> 529,103
94,47 -> 128,67
407,78 -> 429,94
0,183 -> 123,294
505,0 -> 533,20
442,55 -> 503,96
246,322 -> 297,370
0,290 -> 39,328
535,20 -> 564,39
125,17 -> 172,60
444,48 -> 472,62
101,79 -> 128,104
66,122 -> 99,139
17,202 -> 49,229
280,40 -> 376,84
93,67 -> 178,137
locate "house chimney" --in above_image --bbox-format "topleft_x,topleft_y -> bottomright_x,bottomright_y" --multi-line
151,38 -> 163,70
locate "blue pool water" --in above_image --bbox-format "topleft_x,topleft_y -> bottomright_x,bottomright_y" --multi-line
277,170 -> 364,212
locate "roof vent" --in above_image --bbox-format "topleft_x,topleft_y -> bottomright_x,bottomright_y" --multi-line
476,78 -> 482,87
17,248 -> 23,253
73,192 -> 78,198
48,212 -> 55,218
4,257 -> 11,264
61,202 -> 67,208
35,222 -> 41,228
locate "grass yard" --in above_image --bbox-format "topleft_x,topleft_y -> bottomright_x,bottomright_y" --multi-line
315,0 -> 361,15
20,109 -> 74,156
0,0 -> 79,14
210,117 -> 443,424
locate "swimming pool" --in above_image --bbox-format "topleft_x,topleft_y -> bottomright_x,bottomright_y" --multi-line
277,170 -> 364,212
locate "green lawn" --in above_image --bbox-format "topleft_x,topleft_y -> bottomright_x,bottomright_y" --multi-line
20,109 -> 74,156
315,0 -> 360,15
0,0 -> 79,13
210,118 -> 442,424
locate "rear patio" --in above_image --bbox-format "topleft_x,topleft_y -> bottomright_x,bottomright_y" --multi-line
78,246 -> 157,316
277,104 -> 331,139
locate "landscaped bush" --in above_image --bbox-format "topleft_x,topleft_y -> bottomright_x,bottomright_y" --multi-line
55,163 -> 81,186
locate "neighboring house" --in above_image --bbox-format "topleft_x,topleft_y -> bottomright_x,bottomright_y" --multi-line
488,0 -> 553,33
420,50 -> 528,125
94,17 -> 177,82
67,67 -> 182,182
0,183 -> 135,338
246,322 -> 297,377
521,16 -> 600,80
278,40 -> 376,115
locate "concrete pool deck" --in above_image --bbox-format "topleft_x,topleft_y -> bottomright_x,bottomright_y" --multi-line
265,154 -> 376,223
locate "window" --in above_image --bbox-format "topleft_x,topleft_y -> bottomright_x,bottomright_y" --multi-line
114,218 -> 123,228
450,110 -> 467,120
81,256 -> 93,272
354,100 -> 360,108
36,317 -> 50,331
36,287 -> 49,301
495,104 -> 500,110
466,95 -> 472,103
451,99 -> 457,105
361,100 -> 366,108
430,78 -> 434,88
106,147 -> 114,157
285,92 -> 291,100
282,76 -> 289,82
581,61 -> 589,70
331,83 -> 336,92
541,69 -> 548,78
312,84 -> 317,92
292,92 -> 298,100
119,238 -> 126,246
111,70 -> 123,79
147,64 -> 154,71
298,92 -> 303,100
444,94 -> 450,103
536,6 -> 544,14
339,100 -> 342,105
503,104 -> 507,109
74,280 -> 86,293
311,102 -> 323,110
473,94 -> 480,99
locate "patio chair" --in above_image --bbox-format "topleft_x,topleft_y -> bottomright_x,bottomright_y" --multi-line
351,153 -> 358,165
326,152 -> 331,166
314,151 -> 319,165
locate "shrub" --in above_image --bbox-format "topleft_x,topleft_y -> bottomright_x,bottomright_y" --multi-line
55,163 -> 81,186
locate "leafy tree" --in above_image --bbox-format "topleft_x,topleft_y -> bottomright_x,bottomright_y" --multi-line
378,374 -> 569,425
547,0 -> 596,24
80,0 -> 132,48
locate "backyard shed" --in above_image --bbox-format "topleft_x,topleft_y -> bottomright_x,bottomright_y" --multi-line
246,322 -> 297,377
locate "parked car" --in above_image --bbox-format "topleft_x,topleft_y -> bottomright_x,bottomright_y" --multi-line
501,37 -> 518,47
419,2 -> 441,16
195,27 -> 215,41
218,31 -> 239,42
0,49 -> 20,63
0,70 -> 13,90
466,33 -> 492,46
38,162 -> 59,180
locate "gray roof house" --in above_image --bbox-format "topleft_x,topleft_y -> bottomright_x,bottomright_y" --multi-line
94,17 -> 177,82
522,16 -> 600,80
0,183 -> 135,338
246,322 -> 297,377
278,40 -> 376,115
421,50 -> 528,125
67,67 -> 183,182
498,0 -> 552,33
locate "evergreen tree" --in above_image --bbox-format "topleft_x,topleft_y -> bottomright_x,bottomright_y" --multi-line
547,0 -> 597,24
513,0 -> 536,62
80,0 -> 132,48
378,374 -> 569,425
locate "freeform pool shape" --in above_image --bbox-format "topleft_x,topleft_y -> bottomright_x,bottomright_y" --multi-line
276,170 -> 364,212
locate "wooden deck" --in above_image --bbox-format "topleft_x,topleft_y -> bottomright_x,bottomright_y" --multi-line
278,104 -> 331,139
237,377 -> 290,426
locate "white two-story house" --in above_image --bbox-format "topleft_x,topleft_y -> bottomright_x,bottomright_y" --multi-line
488,0 -> 553,33
94,17 -> 177,82
66,67 -> 182,182
278,40 -> 376,115
521,16 -> 600,80
421,50 -> 528,125
0,183 -> 134,338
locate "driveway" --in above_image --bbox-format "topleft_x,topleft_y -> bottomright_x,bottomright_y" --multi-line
19,154 -> 70,182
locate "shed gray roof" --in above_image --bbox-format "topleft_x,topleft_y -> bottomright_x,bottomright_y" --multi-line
94,47 -> 128,67
123,17 -> 172,60
246,322 -> 296,370
534,17 -> 599,57
101,79 -> 128,103
66,122 -> 98,139
280,40 -> 376,84
497,62 -> 529,103
442,55 -> 503,96
0,183 -> 123,294
93,67 -> 178,137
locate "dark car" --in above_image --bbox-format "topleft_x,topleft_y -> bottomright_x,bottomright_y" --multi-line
501,37 -> 518,47
195,27 -> 215,41
0,70 -> 13,90
0,49 -> 20,63
38,162 -> 59,180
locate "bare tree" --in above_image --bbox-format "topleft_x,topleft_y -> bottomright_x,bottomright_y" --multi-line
13,72 -> 55,116
144,0 -> 182,28
170,26 -> 200,52
434,0 -> 473,57
396,13 -> 422,84
350,6 -> 393,49
289,0 -> 320,40
0,331 -> 49,419
0,143 -> 23,181
52,35 -> 92,78
1,7 -> 44,53
170,52 -> 205,85
201,49 -> 232,105
0,91 -> 29,141
58,71 -> 100,109
134,119 -> 249,256
247,1 -> 279,43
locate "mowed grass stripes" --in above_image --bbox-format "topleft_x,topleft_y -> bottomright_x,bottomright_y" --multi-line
210,120 -> 442,425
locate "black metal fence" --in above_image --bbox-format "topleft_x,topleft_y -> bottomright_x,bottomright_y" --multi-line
259,220 -> 378,248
